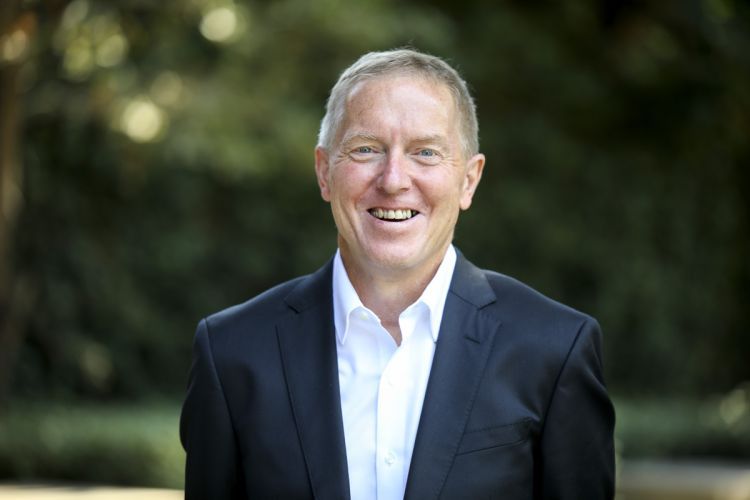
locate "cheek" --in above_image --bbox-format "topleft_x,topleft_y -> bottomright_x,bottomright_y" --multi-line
422,175 -> 465,210
328,182 -> 360,219
332,169 -> 372,201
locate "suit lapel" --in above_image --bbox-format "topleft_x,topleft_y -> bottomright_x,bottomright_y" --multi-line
276,261 -> 350,500
404,254 -> 502,500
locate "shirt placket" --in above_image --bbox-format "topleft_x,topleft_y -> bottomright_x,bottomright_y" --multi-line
376,351 -> 407,498
375,308 -> 420,499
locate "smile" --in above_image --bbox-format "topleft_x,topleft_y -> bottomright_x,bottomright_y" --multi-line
368,208 -> 419,221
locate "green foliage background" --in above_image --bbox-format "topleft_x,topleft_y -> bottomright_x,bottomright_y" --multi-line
6,0 -> 749,405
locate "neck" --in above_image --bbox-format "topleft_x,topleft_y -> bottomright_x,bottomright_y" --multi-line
339,245 -> 448,344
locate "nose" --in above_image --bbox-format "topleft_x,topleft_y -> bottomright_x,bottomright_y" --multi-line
377,152 -> 411,193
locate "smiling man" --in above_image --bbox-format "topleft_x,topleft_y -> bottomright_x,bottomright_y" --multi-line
181,49 -> 615,500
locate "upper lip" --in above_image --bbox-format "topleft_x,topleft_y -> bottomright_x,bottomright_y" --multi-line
369,206 -> 417,211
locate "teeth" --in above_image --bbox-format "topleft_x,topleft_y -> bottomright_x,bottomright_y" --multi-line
371,208 -> 415,220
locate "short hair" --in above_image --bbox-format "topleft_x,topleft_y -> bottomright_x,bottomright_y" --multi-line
317,48 -> 480,157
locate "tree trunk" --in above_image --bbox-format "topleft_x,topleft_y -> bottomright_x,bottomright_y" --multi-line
0,0 -> 31,410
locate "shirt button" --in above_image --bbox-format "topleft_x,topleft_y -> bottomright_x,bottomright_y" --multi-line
385,452 -> 396,465
358,311 -> 368,320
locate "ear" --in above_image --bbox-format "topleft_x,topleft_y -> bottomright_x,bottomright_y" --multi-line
459,153 -> 485,210
315,146 -> 332,202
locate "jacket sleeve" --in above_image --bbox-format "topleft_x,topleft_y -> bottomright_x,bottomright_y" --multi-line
180,319 -> 244,499
537,318 -> 616,499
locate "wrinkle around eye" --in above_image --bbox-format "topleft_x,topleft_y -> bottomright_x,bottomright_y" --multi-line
413,148 -> 443,165
348,145 -> 383,162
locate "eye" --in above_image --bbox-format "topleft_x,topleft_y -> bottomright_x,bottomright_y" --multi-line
347,144 -> 381,162
349,146 -> 377,162
414,148 -> 442,164
349,145 -> 378,158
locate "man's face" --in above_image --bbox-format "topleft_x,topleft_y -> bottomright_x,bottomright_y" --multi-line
315,75 -> 484,279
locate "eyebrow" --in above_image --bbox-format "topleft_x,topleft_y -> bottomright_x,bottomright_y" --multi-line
339,133 -> 451,150
339,133 -> 380,149
411,134 -> 450,150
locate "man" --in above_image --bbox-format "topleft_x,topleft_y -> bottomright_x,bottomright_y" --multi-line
180,48 -> 615,499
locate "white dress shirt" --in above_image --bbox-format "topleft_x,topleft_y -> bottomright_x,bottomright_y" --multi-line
333,245 -> 457,500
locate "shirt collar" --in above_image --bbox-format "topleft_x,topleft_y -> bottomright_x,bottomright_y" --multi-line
332,250 -> 366,346
332,245 -> 457,345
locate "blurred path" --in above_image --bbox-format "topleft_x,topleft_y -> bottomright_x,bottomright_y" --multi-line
0,484 -> 182,499
618,460 -> 750,500
2,460 -> 750,499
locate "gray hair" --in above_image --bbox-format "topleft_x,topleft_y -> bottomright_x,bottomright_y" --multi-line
317,48 -> 480,157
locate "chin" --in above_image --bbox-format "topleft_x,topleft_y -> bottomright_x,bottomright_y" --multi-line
366,248 -> 424,272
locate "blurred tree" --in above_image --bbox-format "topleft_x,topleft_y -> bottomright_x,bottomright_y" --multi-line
1,0 -> 748,404
451,0 -> 750,394
5,0 -> 458,401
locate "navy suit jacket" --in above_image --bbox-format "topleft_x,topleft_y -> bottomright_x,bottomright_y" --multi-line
180,253 -> 615,499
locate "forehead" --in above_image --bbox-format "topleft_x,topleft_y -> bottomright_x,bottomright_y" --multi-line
339,74 -> 458,139
346,73 -> 455,111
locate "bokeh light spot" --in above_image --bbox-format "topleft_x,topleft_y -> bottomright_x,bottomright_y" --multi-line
95,32 -> 128,68
1,29 -> 29,63
200,7 -> 238,43
120,97 -> 168,143
63,36 -> 94,80
61,0 -> 90,31
719,387 -> 749,427
151,71 -> 185,107
79,343 -> 114,392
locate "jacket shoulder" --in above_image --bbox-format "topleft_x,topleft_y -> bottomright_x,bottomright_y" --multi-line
205,275 -> 307,332
480,269 -> 596,331
198,258 -> 333,344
